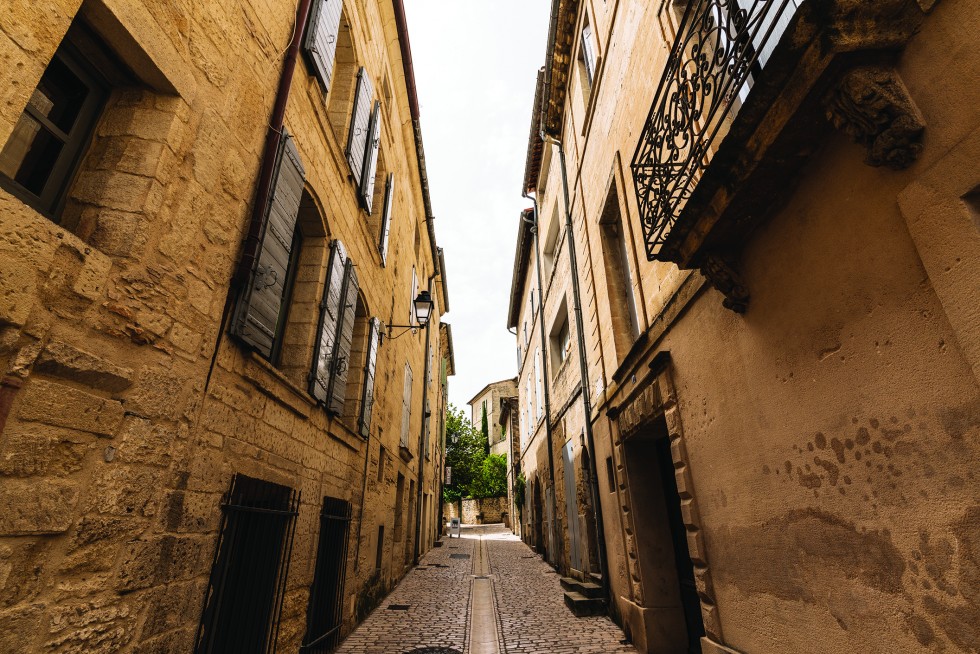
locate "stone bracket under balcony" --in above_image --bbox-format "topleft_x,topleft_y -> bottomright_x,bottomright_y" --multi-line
631,0 -> 936,312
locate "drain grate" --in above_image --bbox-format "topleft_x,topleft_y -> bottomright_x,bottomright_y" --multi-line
473,575 -> 489,579
404,649 -> 462,654
387,604 -> 411,611
449,553 -> 470,559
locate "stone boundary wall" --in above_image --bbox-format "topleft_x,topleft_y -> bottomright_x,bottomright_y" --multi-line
443,496 -> 509,526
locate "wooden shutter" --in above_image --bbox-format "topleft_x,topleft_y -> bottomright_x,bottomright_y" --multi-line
346,68 -> 373,188
379,172 -> 394,265
360,100 -> 381,212
232,132 -> 305,358
327,259 -> 358,414
358,317 -> 380,438
309,240 -> 348,402
303,0 -> 343,91
400,364 -> 413,448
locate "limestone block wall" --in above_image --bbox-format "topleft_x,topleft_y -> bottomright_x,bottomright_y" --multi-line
0,0 -> 447,652
443,496 -> 509,525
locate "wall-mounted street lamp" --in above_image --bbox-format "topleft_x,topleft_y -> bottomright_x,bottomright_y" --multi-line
383,290 -> 435,344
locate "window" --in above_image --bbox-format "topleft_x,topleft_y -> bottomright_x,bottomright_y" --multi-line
400,363 -> 413,449
377,445 -> 386,482
326,8 -> 357,144
346,67 -> 380,208
0,27 -> 108,219
378,172 -> 395,265
302,0 -> 344,93
410,266 -> 419,324
196,474 -> 299,654
394,473 -> 406,541
599,184 -> 640,360
375,525 -> 385,570
550,300 -> 571,375
542,205 -> 561,279
232,133 -> 307,361
577,13 -> 597,102
606,456 -> 616,492
534,348 -> 543,421
525,377 -> 533,434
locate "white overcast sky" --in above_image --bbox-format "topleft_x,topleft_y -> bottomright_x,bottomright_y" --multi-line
403,1 -> 553,412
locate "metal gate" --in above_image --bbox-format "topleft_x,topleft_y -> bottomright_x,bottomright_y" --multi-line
301,496 -> 353,653
195,474 -> 300,654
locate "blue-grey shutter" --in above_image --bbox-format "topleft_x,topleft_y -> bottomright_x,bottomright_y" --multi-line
360,100 -> 381,212
303,0 -> 343,91
232,132 -> 305,358
346,68 -> 373,188
400,364 -> 413,448
379,172 -> 394,265
309,240 -> 348,402
327,259 -> 358,414
358,317 -> 380,438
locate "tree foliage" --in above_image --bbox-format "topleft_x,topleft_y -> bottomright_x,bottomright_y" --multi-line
442,404 -> 508,503
480,404 -> 490,455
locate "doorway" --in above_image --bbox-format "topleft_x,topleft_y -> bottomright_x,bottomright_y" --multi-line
562,440 -> 583,572
623,416 -> 704,653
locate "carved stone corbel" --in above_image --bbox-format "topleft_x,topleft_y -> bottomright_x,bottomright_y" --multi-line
700,255 -> 750,314
824,66 -> 926,170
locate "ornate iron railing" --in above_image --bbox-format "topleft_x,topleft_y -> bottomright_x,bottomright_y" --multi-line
631,0 -> 803,260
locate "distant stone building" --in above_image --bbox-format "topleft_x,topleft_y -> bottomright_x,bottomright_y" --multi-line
513,0 -> 980,652
0,0 -> 450,652
467,376 -> 517,457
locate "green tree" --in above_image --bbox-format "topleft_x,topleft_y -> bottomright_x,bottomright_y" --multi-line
480,404 -> 490,455
469,453 -> 508,499
443,404 -> 485,504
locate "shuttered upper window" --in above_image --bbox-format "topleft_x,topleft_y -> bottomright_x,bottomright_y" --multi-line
346,67 -> 373,190
357,318 -> 381,438
232,132 -> 306,359
379,172 -> 394,265
303,0 -> 344,92
360,100 -> 381,212
310,240 -> 359,416
400,363 -> 413,450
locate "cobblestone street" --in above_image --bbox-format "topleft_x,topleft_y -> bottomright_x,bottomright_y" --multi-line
335,525 -> 635,654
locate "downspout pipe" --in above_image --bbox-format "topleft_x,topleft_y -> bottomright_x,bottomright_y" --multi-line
413,273 -> 437,565
542,131 -> 610,600
234,0 -> 313,287
520,197 -> 561,567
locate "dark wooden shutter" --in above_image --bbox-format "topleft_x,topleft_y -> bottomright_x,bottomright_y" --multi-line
326,259 -> 358,414
357,318 -> 380,438
346,68 -> 373,188
309,240 -> 348,402
359,100 -> 381,212
303,0 -> 343,91
232,132 -> 305,359
379,172 -> 394,265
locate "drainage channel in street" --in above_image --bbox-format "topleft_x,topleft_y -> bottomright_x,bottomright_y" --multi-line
466,528 -> 502,654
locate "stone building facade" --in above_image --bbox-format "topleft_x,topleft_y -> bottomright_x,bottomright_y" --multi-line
467,376 -> 517,457
0,0 -> 450,652
512,0 -> 980,652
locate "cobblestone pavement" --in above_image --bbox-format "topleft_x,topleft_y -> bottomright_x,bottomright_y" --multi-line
335,524 -> 636,654
485,528 -> 636,654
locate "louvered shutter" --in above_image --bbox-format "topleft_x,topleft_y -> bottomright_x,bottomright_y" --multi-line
358,317 -> 380,438
327,259 -> 358,414
309,240 -> 348,402
379,172 -> 394,265
360,100 -> 381,212
346,68 -> 373,188
232,132 -> 305,358
582,24 -> 596,85
400,364 -> 413,448
303,0 -> 343,91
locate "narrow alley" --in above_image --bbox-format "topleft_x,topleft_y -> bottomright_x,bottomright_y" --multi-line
335,525 -> 636,654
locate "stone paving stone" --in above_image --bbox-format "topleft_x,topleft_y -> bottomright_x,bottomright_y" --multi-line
334,533 -> 474,654
334,525 -> 636,654
485,527 -> 636,654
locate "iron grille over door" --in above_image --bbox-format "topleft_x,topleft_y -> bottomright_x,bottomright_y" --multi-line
195,474 -> 300,654
301,497 -> 353,653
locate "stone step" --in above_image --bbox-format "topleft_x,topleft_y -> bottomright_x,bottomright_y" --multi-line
559,576 -> 603,598
563,590 -> 607,617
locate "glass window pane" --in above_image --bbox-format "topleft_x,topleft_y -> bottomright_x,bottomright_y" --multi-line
0,113 -> 64,195
31,56 -> 90,134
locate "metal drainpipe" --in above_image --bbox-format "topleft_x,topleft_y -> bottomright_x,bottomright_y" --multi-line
233,0 -> 313,287
413,273 -> 437,565
520,196 -> 562,567
542,133 -> 610,596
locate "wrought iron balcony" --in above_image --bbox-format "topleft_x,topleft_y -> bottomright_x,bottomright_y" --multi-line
630,0 -> 929,311
631,0 -> 803,261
